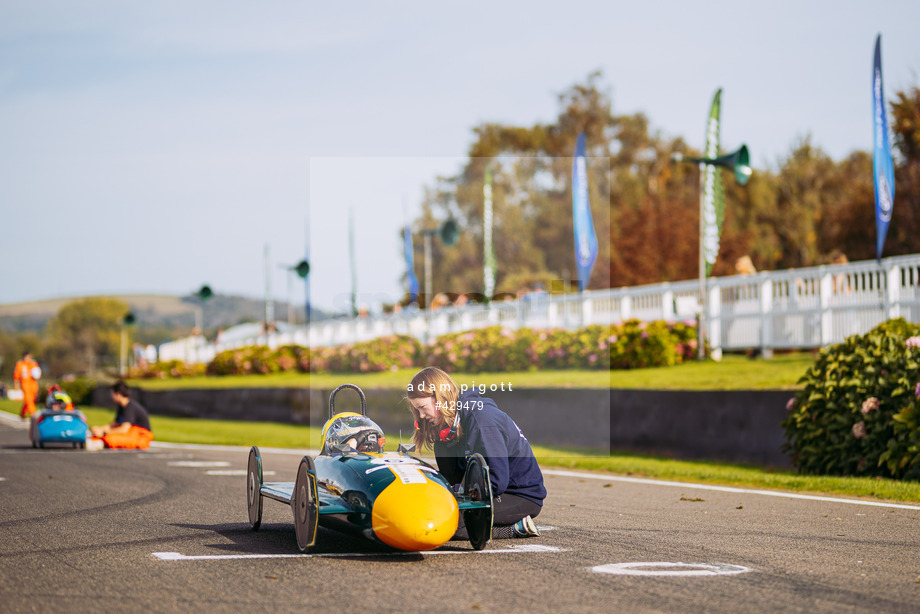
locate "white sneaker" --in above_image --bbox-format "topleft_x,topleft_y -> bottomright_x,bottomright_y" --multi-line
512,515 -> 540,538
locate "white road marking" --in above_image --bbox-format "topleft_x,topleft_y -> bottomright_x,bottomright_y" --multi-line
206,469 -> 276,476
151,441 -> 320,456
593,562 -> 752,577
0,412 -> 30,430
167,461 -> 231,468
153,544 -> 562,561
543,469 -> 920,511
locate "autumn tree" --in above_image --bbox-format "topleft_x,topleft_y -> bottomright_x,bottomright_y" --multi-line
887,86 -> 920,256
409,75 -> 920,298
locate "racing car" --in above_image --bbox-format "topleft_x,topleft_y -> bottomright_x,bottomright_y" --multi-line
246,383 -> 493,552
30,388 -> 88,449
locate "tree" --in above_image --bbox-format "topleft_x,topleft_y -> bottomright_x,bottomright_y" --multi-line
755,138 -> 835,269
411,76 -> 920,298
817,151 -> 875,261
887,86 -> 920,256
0,330 -> 43,379
44,298 -> 130,376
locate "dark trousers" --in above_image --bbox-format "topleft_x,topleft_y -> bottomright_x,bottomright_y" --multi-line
452,492 -> 542,540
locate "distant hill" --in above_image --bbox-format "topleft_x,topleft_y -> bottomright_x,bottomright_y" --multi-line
0,294 -> 333,344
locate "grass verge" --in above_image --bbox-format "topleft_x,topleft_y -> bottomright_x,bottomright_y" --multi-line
3,398 -> 917,504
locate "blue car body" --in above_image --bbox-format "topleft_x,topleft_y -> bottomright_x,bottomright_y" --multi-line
30,409 -> 88,448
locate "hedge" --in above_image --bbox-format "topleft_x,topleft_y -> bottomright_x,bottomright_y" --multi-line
129,320 -> 699,379
782,318 -> 920,480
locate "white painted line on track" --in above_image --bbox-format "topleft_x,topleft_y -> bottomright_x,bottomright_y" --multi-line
0,411 -> 30,430
168,461 -> 230,468
153,544 -> 562,561
151,441 -> 320,456
543,469 -> 920,511
593,562 -> 752,577
206,469 -> 277,476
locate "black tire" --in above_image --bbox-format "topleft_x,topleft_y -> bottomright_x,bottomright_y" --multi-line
463,453 -> 494,551
247,446 -> 263,530
292,456 -> 319,552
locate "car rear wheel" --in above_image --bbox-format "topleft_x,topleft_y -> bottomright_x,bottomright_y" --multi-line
292,456 -> 318,552
247,446 -> 263,530
463,453 -> 493,551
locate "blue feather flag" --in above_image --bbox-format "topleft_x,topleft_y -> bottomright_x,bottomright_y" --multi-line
572,132 -> 598,291
873,34 -> 895,261
404,225 -> 419,303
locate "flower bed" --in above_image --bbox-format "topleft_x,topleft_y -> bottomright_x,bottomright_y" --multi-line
132,320 -> 698,378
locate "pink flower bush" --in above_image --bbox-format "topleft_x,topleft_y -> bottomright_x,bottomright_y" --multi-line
852,421 -> 867,439
190,320 -> 701,376
861,397 -> 879,415
783,318 -> 920,479
786,397 -> 796,411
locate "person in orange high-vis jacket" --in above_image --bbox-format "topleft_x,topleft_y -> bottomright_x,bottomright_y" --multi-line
13,351 -> 40,419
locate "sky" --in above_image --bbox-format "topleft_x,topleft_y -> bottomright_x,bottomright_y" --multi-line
1,1 -> 918,314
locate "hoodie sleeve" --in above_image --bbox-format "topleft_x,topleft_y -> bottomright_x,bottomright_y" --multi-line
474,425 -> 510,496
433,442 -> 465,486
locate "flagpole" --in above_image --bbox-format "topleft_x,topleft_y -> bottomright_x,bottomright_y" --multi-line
349,208 -> 357,317
483,165 -> 495,302
698,174 -> 707,360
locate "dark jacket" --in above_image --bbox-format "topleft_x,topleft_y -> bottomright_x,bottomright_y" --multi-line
434,389 -> 546,506
116,399 -> 151,431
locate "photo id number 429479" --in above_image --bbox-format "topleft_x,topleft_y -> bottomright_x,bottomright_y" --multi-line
436,400 -> 483,410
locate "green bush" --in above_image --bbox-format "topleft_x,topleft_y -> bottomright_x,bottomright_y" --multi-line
782,318 -> 920,480
150,320 -> 697,377
427,321 -> 695,373
427,327 -> 538,373
207,345 -> 310,376
312,335 -> 422,374
610,320 -> 679,369
130,359 -> 207,379
206,336 -> 420,375
60,377 -> 97,406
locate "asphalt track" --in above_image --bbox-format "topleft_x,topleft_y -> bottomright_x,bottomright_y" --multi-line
1,415 -> 919,613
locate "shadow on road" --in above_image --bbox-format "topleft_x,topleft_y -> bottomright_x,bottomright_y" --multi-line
170,522 -> 444,561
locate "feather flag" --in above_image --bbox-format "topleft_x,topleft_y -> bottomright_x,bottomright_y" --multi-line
483,166 -> 496,299
348,208 -> 357,316
572,132 -> 598,291
403,225 -> 419,304
701,88 -> 725,277
873,34 -> 895,261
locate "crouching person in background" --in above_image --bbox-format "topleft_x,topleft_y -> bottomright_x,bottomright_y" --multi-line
89,381 -> 153,450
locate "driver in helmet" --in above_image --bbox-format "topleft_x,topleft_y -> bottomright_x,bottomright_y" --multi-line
46,387 -> 75,411
323,413 -> 386,454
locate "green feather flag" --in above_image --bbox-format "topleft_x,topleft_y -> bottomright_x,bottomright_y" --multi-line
701,88 -> 725,277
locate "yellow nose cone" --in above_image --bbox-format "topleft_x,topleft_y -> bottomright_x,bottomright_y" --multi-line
371,477 -> 459,551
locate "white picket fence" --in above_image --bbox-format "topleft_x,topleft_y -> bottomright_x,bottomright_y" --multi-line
158,253 -> 920,364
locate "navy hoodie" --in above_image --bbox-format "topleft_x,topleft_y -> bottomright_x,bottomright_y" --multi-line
434,389 -> 546,506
